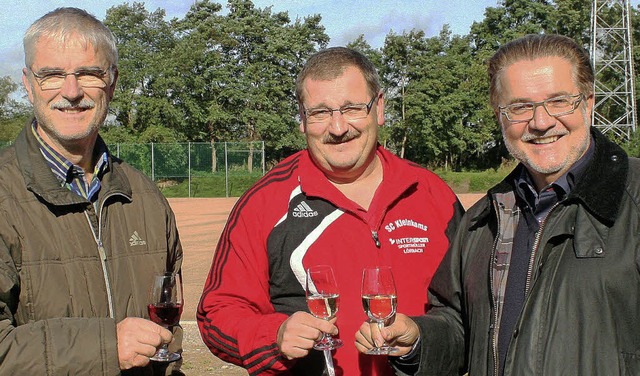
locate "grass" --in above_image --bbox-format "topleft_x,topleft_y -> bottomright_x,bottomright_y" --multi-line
159,172 -> 263,198
157,166 -> 514,198
435,167 -> 511,194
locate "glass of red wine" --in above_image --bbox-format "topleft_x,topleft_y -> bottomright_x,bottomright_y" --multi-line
305,265 -> 343,350
148,272 -> 183,362
361,266 -> 398,355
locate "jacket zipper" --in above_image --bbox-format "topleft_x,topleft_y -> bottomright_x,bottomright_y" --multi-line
493,201 -> 560,375
524,202 -> 560,296
371,230 -> 381,248
84,193 -> 128,319
489,200 -> 502,376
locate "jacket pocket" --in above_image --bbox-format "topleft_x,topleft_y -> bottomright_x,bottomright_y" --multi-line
621,352 -> 640,375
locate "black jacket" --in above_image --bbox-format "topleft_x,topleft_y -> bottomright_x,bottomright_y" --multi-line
410,129 -> 640,375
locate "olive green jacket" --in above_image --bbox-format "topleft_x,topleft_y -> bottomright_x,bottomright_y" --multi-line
0,124 -> 183,375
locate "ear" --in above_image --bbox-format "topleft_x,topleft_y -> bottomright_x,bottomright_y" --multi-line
298,106 -> 306,133
585,93 -> 594,119
376,92 -> 385,126
22,68 -> 35,104
107,67 -> 119,100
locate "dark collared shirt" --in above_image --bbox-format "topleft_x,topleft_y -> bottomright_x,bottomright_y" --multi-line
32,122 -> 108,203
498,138 -> 595,376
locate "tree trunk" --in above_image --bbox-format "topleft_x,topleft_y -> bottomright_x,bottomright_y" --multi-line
248,142 -> 254,173
211,140 -> 217,173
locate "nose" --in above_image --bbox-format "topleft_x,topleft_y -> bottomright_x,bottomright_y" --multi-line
328,111 -> 348,136
59,74 -> 84,101
529,103 -> 556,131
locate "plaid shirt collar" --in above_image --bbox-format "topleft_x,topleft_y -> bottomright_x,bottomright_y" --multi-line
32,121 -> 108,202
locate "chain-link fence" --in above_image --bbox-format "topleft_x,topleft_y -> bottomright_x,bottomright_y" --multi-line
0,141 -> 265,198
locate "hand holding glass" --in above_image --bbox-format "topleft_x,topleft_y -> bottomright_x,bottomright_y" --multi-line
305,265 -> 343,350
361,266 -> 398,355
148,273 -> 183,362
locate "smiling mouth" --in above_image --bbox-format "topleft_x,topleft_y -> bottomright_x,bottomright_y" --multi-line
57,108 -> 87,114
530,135 -> 560,145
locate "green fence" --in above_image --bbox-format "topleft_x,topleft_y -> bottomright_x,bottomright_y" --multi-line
110,141 -> 265,197
0,141 -> 265,197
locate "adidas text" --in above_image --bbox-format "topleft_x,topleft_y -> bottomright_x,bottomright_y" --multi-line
293,201 -> 318,218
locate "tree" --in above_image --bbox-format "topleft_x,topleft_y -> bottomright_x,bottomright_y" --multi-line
104,3 -> 179,133
175,0 -> 329,167
0,76 -> 30,142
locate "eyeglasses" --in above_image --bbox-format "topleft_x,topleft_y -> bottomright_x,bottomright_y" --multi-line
499,93 -> 584,122
303,96 -> 377,124
28,67 -> 111,91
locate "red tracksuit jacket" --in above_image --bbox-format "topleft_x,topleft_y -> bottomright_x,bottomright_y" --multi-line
197,146 -> 463,375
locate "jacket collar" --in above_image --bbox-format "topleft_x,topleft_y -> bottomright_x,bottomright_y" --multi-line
478,128 -> 627,226
15,121 -> 132,207
299,145 -> 419,212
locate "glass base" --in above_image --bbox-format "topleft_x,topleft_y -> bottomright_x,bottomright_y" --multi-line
313,336 -> 343,351
365,345 -> 398,355
150,350 -> 181,363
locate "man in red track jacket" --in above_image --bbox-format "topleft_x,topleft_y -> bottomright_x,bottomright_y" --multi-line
197,47 -> 463,375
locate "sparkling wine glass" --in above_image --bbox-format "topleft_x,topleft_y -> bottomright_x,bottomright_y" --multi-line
148,272 -> 183,362
361,266 -> 398,355
305,265 -> 343,350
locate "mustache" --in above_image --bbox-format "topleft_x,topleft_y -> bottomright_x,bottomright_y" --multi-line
323,130 -> 359,144
50,98 -> 95,110
521,130 -> 568,142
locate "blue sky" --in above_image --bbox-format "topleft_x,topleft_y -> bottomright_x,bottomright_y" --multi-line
0,0 -> 502,85
2,0 -> 639,87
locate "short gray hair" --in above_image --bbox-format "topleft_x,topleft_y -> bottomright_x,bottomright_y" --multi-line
24,7 -> 118,69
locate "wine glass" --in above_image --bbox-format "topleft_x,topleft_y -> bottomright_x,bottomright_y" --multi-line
148,272 -> 184,362
305,265 -> 343,350
361,266 -> 398,355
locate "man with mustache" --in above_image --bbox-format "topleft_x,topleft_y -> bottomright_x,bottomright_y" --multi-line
197,47 -> 463,375
356,34 -> 640,376
0,8 -> 183,375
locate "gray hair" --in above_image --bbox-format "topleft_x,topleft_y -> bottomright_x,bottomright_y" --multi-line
24,7 -> 118,69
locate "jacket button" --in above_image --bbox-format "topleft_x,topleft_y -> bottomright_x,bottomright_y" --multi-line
513,329 -> 519,338
594,247 -> 604,255
611,155 -> 618,162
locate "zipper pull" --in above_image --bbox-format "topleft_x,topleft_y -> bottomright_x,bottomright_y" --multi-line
97,240 -> 107,261
371,231 -> 381,248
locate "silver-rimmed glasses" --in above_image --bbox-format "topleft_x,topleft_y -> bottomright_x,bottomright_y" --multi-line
28,67 -> 111,91
303,96 -> 377,124
499,93 -> 584,122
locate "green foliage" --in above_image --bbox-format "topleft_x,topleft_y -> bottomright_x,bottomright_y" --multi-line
0,115 -> 29,142
2,0 -> 639,172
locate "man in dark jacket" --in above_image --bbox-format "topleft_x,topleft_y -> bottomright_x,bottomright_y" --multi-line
356,34 -> 640,376
0,7 -> 183,375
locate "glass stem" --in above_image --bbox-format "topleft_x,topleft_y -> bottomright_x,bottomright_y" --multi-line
376,320 -> 387,347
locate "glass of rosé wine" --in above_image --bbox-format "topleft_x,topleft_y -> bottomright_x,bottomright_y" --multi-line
305,265 -> 343,350
148,272 -> 183,362
361,266 -> 398,355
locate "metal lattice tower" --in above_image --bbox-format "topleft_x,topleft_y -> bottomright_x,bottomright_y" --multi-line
590,0 -> 636,141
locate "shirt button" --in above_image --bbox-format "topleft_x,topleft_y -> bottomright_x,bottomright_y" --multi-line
513,329 -> 519,339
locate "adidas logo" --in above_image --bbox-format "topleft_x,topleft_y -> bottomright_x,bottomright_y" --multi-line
129,231 -> 147,246
292,201 -> 318,218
